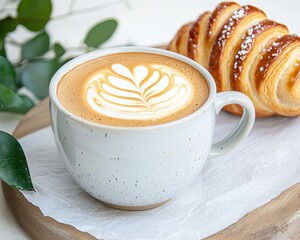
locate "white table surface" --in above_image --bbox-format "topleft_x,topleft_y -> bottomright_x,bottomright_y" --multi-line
0,0 -> 299,238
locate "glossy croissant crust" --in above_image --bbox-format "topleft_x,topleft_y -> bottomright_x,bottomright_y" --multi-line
168,2 -> 300,117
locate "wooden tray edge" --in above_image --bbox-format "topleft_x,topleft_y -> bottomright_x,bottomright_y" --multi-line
3,98 -> 300,240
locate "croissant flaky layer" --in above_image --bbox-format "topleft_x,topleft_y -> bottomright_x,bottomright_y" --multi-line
168,2 -> 300,117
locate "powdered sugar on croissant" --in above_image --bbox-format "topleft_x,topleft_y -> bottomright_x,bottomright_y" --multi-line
168,2 -> 300,117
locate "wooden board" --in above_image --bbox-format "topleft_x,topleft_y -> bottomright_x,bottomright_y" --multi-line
2,97 -> 300,240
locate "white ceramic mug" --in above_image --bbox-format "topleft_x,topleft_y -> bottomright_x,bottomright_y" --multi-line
49,47 -> 255,210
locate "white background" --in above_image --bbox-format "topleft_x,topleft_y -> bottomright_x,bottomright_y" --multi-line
0,0 -> 299,239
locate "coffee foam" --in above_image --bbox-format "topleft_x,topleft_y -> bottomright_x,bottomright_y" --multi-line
57,52 -> 209,127
85,63 -> 193,120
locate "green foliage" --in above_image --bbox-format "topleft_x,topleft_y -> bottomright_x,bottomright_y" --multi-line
53,43 -> 65,58
0,17 -> 18,38
0,83 -> 34,113
21,59 -> 59,99
0,56 -> 17,91
0,131 -> 34,191
21,31 -> 50,60
17,0 -> 52,31
0,0 -> 118,113
0,37 -> 6,57
85,19 -> 118,48
0,0 -> 118,190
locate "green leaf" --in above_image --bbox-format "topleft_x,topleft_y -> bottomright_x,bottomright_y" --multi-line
84,19 -> 117,48
21,59 -> 59,99
0,83 -> 34,113
53,43 -> 65,58
0,56 -> 17,91
15,66 -> 23,89
17,0 -> 52,31
0,16 -> 18,38
21,31 -> 50,59
0,131 -> 34,191
0,37 -> 6,57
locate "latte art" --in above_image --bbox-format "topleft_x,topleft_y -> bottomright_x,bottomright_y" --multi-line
85,64 -> 193,120
57,52 -> 209,127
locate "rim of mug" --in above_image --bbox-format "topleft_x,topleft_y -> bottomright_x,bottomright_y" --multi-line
49,46 -> 217,131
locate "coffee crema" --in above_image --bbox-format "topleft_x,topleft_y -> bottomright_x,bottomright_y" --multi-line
57,52 -> 209,127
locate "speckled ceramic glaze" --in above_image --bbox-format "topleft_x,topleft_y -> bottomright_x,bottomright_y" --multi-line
49,47 -> 255,210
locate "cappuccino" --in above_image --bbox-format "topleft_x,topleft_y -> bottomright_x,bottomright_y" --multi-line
57,52 -> 209,127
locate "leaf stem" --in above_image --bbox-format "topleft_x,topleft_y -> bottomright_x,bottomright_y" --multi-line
51,0 -> 131,21
12,45 -> 86,67
13,56 -> 51,67
6,39 -> 21,47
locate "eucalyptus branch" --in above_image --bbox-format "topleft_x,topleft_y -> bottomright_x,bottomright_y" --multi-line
1,0 -> 119,114
13,54 -> 57,67
52,0 -> 131,21
13,59 -> 27,68
13,45 -> 87,67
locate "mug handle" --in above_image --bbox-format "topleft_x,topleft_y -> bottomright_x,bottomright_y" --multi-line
208,91 -> 255,158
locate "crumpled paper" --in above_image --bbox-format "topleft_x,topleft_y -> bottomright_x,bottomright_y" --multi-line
20,112 -> 300,240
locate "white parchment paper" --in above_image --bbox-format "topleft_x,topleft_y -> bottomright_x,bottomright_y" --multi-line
20,112 -> 300,239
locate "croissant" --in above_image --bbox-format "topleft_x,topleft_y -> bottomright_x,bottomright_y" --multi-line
168,2 -> 300,117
